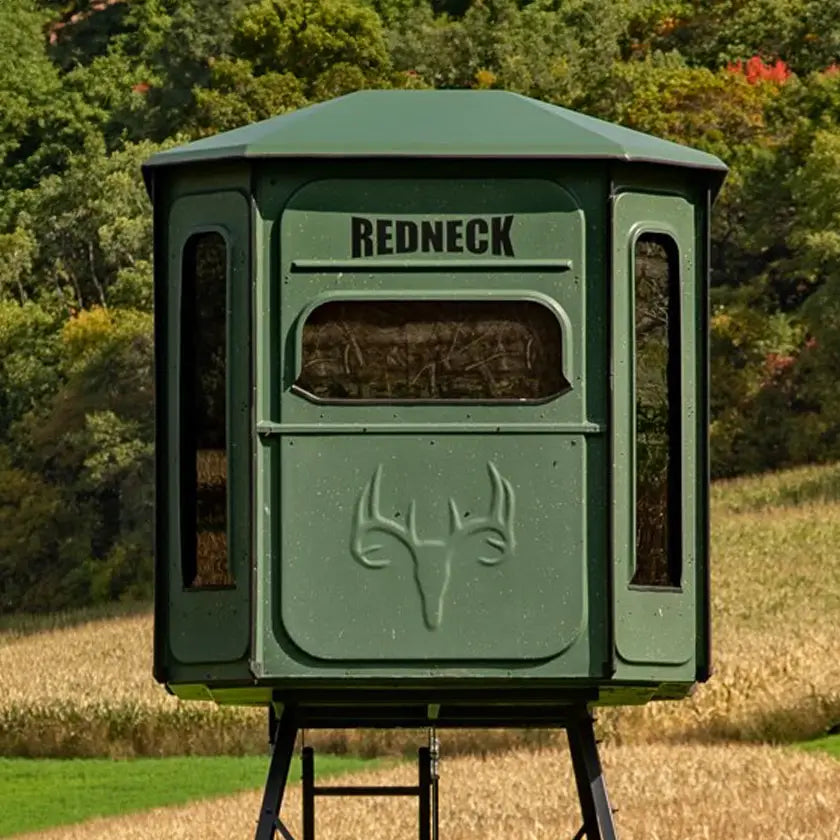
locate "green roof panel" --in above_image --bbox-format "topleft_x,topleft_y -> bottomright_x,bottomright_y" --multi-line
144,90 -> 726,176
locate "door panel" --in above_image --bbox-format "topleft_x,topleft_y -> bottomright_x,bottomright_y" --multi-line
279,433 -> 587,661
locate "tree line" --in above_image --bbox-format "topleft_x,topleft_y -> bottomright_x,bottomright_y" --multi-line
3,0 -> 840,612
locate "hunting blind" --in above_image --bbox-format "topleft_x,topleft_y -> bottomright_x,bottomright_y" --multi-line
144,90 -> 726,840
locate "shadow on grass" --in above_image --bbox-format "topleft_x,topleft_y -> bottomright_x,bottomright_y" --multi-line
0,601 -> 151,640
7,693 -> 840,759
713,462 -> 840,514
650,698 -> 840,749
0,699 -> 571,759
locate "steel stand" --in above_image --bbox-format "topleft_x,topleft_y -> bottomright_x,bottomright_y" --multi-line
252,704 -> 618,839
301,745 -> 435,840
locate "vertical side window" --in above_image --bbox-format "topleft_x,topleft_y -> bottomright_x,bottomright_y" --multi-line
632,234 -> 682,588
181,232 -> 232,589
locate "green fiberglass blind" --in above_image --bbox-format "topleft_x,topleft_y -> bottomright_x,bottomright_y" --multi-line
633,235 -> 681,589
294,300 -> 567,403
180,232 -> 231,589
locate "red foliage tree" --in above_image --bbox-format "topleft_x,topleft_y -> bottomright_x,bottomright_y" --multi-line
727,56 -> 791,85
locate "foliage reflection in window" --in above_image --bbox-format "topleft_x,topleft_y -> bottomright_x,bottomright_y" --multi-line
181,232 -> 232,589
633,235 -> 682,588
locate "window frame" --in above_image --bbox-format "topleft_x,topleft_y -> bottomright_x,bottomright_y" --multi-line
179,227 -> 235,592
289,290 -> 574,407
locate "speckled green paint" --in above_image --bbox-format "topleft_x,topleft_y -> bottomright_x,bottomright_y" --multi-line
146,91 -> 725,713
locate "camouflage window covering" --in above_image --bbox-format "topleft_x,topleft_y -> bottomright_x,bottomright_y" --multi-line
296,300 -> 567,402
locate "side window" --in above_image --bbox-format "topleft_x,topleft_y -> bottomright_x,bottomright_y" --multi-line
632,234 -> 681,588
180,232 -> 232,589
294,299 -> 568,402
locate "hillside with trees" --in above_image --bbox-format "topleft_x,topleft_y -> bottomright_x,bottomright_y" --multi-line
3,0 -> 840,612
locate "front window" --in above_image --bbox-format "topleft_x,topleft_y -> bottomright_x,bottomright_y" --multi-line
294,299 -> 567,403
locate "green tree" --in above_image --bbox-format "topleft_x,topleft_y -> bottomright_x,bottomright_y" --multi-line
192,59 -> 307,135
0,1 -> 61,192
14,137 -> 160,310
235,0 -> 391,79
47,0 -> 132,72
0,300 -> 63,440
120,0 -> 256,139
0,229 -> 36,305
626,0 -> 840,74
390,0 -> 635,101
191,0 -> 395,134
11,307 -> 155,610
709,306 -> 804,475
0,446 -> 70,613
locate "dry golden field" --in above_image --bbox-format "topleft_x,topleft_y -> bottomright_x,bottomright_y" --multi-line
14,744 -> 840,839
4,463 -> 840,838
3,462 -> 840,758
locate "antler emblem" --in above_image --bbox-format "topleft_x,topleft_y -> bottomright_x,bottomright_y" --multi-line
351,463 -> 516,629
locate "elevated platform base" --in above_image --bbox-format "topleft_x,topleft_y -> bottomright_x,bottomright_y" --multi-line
254,704 -> 618,839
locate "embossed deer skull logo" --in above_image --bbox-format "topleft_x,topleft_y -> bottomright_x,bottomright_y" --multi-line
351,463 -> 516,629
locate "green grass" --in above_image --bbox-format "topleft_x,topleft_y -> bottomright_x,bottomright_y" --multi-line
796,733 -> 840,760
0,754 -> 375,837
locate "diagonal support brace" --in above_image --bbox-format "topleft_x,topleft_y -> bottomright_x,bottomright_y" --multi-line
254,706 -> 299,840
566,710 -> 619,840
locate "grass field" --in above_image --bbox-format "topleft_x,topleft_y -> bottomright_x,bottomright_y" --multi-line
799,732 -> 840,759
0,755 -> 373,837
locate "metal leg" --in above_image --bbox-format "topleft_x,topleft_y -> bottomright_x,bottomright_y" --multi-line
567,711 -> 618,840
255,706 -> 299,840
429,730 -> 440,840
302,746 -> 315,840
418,746 -> 431,840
